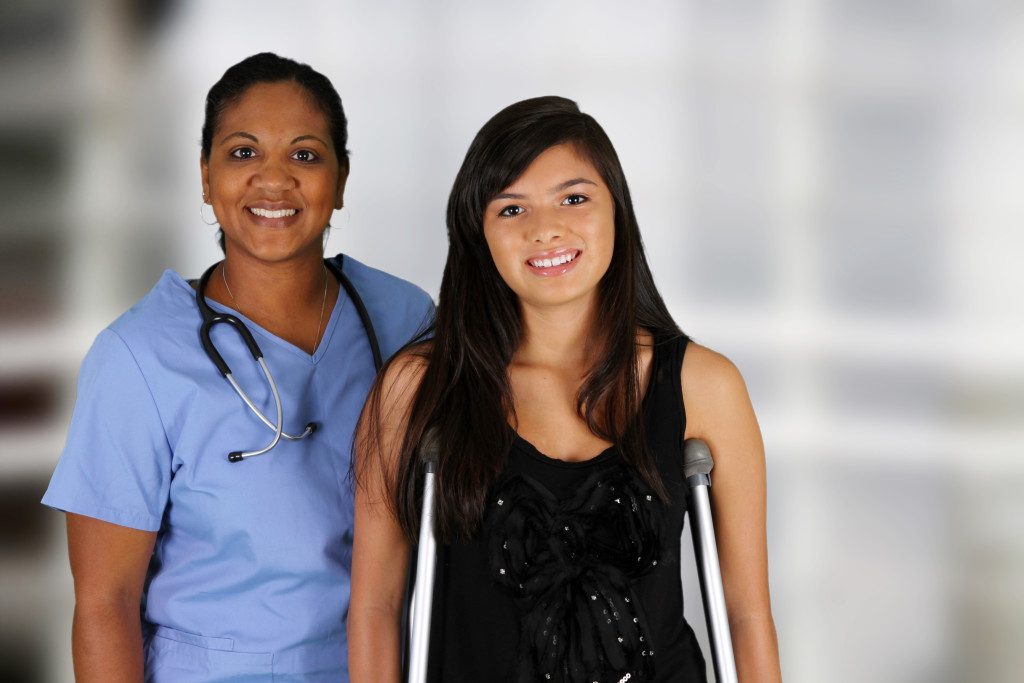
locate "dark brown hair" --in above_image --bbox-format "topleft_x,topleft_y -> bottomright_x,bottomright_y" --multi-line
359,96 -> 682,543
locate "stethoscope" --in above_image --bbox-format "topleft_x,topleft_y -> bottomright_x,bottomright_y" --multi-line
195,257 -> 382,462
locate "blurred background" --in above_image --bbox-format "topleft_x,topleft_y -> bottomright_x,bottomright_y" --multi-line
1,0 -> 1021,681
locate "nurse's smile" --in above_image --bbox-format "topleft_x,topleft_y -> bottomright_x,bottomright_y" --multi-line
246,203 -> 302,228
249,207 -> 298,219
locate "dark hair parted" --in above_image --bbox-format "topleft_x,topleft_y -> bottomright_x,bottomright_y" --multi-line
201,52 -> 349,250
360,96 -> 683,544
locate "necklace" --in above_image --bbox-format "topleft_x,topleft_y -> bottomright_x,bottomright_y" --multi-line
221,261 -> 330,351
220,261 -> 243,313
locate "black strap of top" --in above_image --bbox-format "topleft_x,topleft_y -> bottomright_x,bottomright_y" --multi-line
643,335 -> 690,479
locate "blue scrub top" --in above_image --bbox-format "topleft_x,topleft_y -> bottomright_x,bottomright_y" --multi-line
43,255 -> 433,683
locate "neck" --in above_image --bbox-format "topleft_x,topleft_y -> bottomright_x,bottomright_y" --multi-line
211,249 -> 338,354
226,258 -> 325,308
514,300 -> 602,370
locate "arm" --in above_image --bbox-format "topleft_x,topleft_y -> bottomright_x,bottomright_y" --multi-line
66,513 -> 157,683
347,354 -> 424,683
682,344 -> 782,683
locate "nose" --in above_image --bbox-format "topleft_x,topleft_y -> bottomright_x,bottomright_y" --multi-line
527,206 -> 565,244
253,156 -> 295,193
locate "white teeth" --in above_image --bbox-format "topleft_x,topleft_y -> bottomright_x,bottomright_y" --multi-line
249,207 -> 297,218
529,252 -> 577,268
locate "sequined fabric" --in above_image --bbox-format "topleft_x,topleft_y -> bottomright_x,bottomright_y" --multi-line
485,463 -> 663,683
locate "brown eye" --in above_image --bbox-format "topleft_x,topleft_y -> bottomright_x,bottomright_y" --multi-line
230,147 -> 256,160
292,149 -> 319,162
563,194 -> 587,206
498,205 -> 524,217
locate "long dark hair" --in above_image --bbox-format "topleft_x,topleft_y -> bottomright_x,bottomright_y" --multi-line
360,96 -> 682,543
201,52 -> 349,251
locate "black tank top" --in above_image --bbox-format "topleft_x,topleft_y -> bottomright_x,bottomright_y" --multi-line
426,335 -> 706,683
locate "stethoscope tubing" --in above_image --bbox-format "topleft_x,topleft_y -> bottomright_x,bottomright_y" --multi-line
195,257 -> 381,462
224,362 -> 306,441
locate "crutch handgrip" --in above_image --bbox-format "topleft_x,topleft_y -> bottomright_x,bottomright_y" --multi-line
684,438 -> 738,683
408,428 -> 440,683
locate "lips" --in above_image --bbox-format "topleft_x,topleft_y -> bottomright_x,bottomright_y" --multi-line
527,250 -> 579,268
248,207 -> 298,218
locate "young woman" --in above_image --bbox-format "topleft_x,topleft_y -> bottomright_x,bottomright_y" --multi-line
349,96 -> 781,683
42,53 -> 433,682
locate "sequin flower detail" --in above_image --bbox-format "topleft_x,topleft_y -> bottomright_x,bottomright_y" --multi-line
485,464 -> 662,683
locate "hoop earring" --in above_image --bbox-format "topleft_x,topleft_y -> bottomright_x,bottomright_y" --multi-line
336,206 -> 351,231
200,200 -> 218,226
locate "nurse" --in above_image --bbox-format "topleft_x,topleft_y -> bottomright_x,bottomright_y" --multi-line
42,53 -> 433,682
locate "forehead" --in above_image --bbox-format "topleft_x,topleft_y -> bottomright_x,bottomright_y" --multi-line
214,81 -> 330,140
505,143 -> 605,189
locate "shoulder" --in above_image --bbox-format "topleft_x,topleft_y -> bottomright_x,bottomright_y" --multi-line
106,270 -> 197,344
376,343 -> 432,402
359,345 -> 431,467
680,343 -> 755,438
334,254 -> 433,310
681,343 -> 747,394
332,255 -> 435,358
75,272 -> 199,399
83,271 -> 192,365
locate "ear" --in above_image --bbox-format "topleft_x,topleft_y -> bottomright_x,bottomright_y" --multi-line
334,158 -> 350,210
200,151 -> 211,202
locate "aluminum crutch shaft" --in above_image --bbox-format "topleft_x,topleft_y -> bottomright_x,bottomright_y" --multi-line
407,430 -> 440,683
684,438 -> 738,683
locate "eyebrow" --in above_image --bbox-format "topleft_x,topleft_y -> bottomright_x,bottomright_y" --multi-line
491,177 -> 598,201
218,132 -> 330,147
219,131 -> 256,145
291,134 -> 330,147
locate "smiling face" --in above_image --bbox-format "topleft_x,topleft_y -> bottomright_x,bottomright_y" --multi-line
483,143 -> 615,315
201,80 -> 347,265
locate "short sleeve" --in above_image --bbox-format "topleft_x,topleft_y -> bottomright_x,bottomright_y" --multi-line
42,328 -> 173,531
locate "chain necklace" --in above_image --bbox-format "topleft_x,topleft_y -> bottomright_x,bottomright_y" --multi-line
221,261 -> 329,352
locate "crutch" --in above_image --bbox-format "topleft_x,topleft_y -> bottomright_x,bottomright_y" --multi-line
407,429 -> 440,683
683,438 -> 738,683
